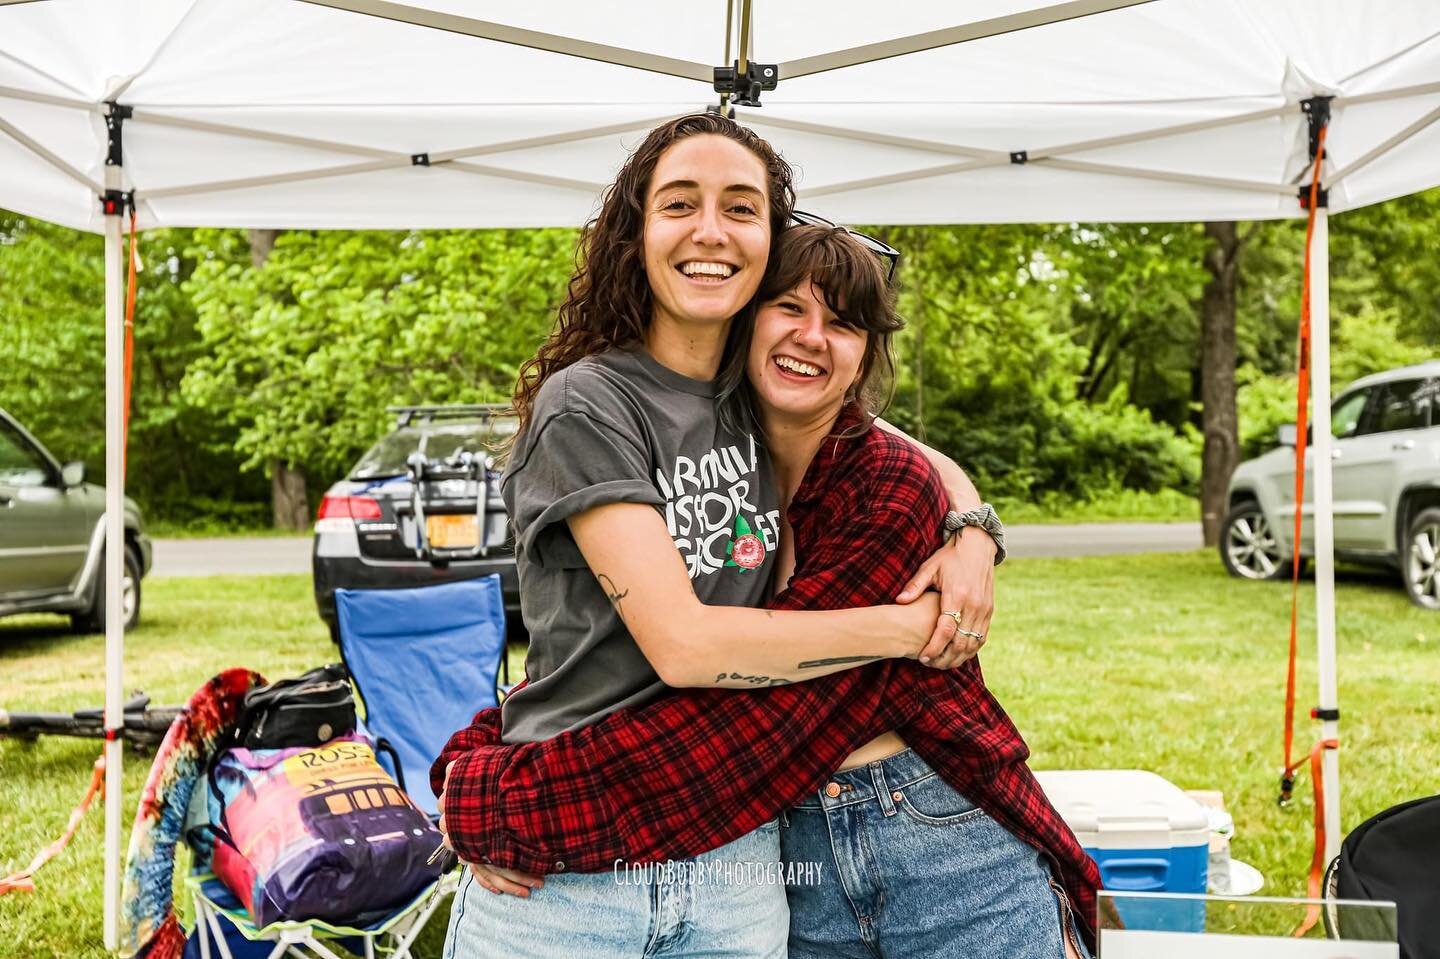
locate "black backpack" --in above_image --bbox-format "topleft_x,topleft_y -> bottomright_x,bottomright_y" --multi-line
1324,794 -> 1440,957
230,663 -> 356,749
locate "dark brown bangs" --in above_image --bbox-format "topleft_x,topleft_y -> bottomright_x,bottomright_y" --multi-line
758,225 -> 901,339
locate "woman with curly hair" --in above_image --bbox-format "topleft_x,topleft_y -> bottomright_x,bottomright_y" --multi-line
438,114 -> 1043,958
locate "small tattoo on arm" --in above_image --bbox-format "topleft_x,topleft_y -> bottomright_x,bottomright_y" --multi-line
718,672 -> 792,687
797,655 -> 883,669
597,574 -> 629,620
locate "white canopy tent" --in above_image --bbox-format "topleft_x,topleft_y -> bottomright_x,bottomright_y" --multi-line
2,0 -> 1438,947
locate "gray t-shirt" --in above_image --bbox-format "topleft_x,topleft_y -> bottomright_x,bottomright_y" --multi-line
500,347 -> 781,743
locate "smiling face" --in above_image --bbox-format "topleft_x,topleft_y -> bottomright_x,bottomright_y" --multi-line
747,276 -> 869,427
643,134 -> 771,336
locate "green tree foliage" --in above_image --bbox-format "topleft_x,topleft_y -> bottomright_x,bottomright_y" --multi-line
181,228 -> 576,489
0,213 -> 265,526
4,182 -> 1435,528
1050,222 -> 1211,426
878,223 -> 1201,503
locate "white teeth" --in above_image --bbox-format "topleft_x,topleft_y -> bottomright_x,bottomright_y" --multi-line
775,356 -> 822,377
680,261 -> 736,278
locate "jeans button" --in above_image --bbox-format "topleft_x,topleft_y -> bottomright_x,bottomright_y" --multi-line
824,782 -> 842,798
892,791 -> 904,803
554,860 -> 565,872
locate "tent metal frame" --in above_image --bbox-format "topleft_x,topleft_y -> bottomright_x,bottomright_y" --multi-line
3,0 -> 1438,948
5,80 -> 1438,217
299,0 -> 713,81
101,128 -> 125,955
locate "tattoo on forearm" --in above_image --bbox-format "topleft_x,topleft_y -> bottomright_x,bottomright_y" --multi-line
796,655 -> 883,669
715,672 -> 792,687
597,574 -> 629,620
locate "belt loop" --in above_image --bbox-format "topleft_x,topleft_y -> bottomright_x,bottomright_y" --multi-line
871,763 -> 898,817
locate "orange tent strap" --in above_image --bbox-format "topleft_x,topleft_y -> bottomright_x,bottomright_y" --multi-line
1290,738 -> 1341,938
1282,123 -> 1328,790
0,754 -> 106,897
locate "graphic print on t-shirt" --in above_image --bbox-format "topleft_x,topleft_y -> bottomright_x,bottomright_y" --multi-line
725,515 -> 766,573
653,433 -> 781,579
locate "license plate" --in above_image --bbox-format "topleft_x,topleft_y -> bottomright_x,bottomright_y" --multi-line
426,514 -> 479,549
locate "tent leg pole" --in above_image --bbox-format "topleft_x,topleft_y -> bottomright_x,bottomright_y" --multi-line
102,164 -> 125,952
1309,207 -> 1342,866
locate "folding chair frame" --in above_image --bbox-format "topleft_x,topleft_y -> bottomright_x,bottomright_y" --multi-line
187,870 -> 459,959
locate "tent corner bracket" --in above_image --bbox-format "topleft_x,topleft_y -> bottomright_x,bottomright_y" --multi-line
1300,95 -> 1333,161
103,101 -> 132,168
99,189 -> 133,217
1299,184 -> 1329,210
713,61 -> 777,108
1299,95 -> 1333,209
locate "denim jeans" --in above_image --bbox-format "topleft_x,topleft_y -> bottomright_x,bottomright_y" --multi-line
442,821 -> 789,958
781,749 -> 1089,959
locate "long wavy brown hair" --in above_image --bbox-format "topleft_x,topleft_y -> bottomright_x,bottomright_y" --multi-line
512,113 -> 796,434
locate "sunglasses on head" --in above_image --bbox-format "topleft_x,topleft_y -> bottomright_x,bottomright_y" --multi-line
789,210 -> 901,283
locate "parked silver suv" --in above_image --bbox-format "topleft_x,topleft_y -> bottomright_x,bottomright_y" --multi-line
1221,361 -> 1440,609
0,408 -> 152,631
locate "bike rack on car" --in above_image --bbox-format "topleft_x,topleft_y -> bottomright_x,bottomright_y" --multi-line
405,449 -> 495,562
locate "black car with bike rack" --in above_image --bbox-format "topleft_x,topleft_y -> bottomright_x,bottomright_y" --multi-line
311,405 -> 523,648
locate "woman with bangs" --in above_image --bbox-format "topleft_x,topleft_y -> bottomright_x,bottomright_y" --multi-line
733,225 -> 1093,958
438,114 -> 1097,959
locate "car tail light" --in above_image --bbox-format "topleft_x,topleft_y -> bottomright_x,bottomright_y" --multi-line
317,495 -> 383,520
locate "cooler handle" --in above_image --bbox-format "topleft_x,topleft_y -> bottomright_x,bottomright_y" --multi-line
1098,857 -> 1170,891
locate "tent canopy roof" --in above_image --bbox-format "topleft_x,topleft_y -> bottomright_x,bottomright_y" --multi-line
2,0 -> 1438,232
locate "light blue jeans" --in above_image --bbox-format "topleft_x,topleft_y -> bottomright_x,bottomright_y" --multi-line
442,821 -> 789,958
780,749 -> 1090,959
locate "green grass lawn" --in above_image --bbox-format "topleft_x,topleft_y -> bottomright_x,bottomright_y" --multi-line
2,554 -> 1436,957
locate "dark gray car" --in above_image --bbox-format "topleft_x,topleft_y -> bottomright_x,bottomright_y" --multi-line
0,409 -> 152,631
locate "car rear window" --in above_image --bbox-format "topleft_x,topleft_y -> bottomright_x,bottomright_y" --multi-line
350,419 -> 518,479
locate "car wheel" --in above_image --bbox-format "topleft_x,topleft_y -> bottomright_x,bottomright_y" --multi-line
71,545 -> 143,633
1403,507 -> 1440,611
1220,501 -> 1289,581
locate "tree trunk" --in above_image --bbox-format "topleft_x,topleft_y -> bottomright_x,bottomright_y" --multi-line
246,230 -> 309,530
270,459 -> 310,531
1200,221 -> 1241,547
247,228 -> 278,270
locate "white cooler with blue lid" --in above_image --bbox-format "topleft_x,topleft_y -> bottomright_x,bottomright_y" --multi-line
1036,769 -> 1211,932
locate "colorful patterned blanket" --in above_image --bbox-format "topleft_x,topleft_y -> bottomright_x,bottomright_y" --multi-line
121,668 -> 265,959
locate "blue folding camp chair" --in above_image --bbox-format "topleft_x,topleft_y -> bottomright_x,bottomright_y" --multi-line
183,576 -> 508,959
335,575 -> 509,816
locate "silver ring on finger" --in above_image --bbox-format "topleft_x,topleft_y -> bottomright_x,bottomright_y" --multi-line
943,610 -> 964,629
958,628 -> 985,640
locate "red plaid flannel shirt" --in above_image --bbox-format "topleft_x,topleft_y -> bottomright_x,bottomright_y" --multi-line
434,410 -> 1101,947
